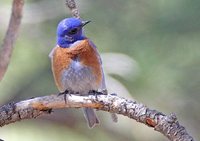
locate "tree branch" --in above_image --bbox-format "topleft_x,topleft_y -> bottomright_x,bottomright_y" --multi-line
0,93 -> 194,141
0,0 -> 24,81
66,0 -> 80,18
0,1 -> 195,141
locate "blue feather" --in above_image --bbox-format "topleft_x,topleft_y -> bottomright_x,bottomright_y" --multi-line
56,17 -> 87,48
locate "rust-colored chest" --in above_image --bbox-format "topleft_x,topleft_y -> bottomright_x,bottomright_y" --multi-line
51,39 -> 102,91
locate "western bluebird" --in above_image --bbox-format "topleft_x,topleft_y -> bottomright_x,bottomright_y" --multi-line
49,17 -> 117,128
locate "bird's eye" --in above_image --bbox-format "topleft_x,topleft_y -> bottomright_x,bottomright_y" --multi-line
68,28 -> 78,35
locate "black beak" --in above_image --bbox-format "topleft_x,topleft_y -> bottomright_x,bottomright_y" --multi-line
81,20 -> 91,27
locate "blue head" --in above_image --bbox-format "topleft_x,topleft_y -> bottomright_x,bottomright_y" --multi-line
56,17 -> 90,48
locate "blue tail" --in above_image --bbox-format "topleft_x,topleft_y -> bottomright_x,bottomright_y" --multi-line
83,108 -> 99,128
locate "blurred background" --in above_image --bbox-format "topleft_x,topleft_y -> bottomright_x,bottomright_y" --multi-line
0,0 -> 200,141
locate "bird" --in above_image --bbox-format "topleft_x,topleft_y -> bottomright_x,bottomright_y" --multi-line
49,17 -> 117,128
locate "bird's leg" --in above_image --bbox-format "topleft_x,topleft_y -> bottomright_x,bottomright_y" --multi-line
88,90 -> 96,95
58,89 -> 71,96
88,90 -> 97,99
58,89 -> 76,104
88,89 -> 108,100
88,89 -> 108,95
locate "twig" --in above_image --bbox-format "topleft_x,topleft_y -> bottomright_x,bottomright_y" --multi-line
0,93 -> 194,141
0,0 -> 24,81
66,0 -> 80,18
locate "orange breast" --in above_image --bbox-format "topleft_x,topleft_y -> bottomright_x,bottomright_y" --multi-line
51,39 -> 102,91
51,46 -> 71,91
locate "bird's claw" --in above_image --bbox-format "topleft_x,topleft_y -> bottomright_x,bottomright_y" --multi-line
58,89 -> 78,104
88,89 -> 108,100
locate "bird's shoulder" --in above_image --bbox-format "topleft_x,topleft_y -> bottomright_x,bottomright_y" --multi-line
73,39 -> 101,65
67,39 -> 96,55
50,39 -> 95,57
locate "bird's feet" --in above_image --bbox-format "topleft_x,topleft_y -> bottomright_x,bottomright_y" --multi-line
88,90 -> 99,100
88,89 -> 108,99
88,89 -> 108,95
88,90 -> 98,95
58,89 -> 79,104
